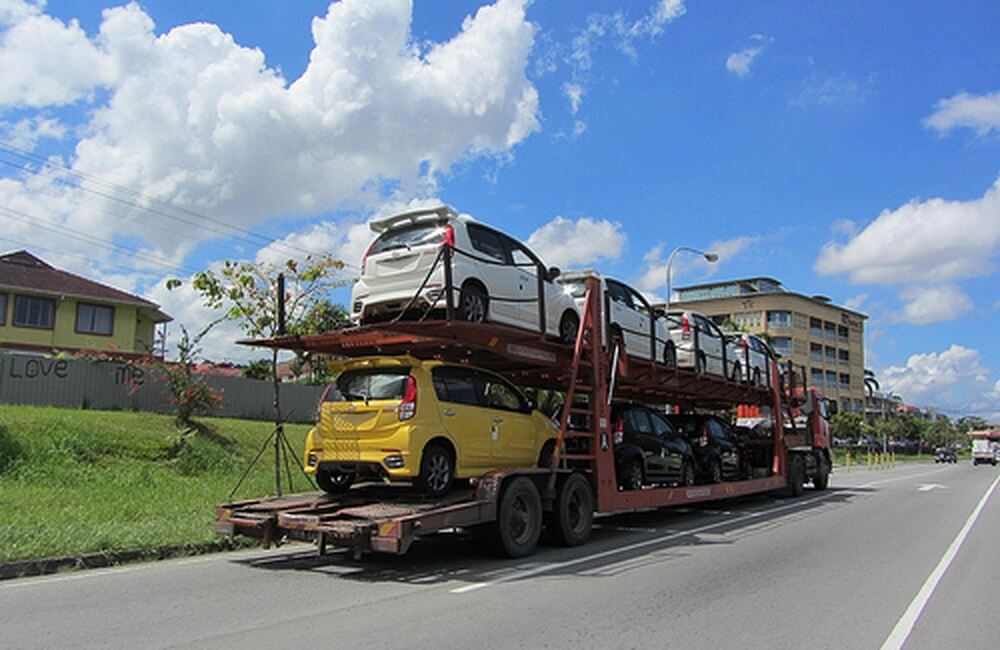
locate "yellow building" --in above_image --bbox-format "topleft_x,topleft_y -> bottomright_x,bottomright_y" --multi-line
0,250 -> 171,358
675,277 -> 867,413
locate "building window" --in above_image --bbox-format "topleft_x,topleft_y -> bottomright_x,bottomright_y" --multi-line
767,310 -> 791,328
839,349 -> 849,366
0,293 -> 6,325
825,370 -> 837,389
76,303 -> 114,336
811,368 -> 824,386
810,342 -> 823,362
810,317 -> 823,337
838,325 -> 849,343
771,336 -> 792,356
824,322 -> 837,340
840,373 -> 851,389
825,346 -> 837,363
13,295 -> 55,329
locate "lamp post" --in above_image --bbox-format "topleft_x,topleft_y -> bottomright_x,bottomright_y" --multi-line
664,246 -> 719,309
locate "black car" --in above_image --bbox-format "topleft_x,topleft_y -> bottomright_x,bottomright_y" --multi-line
664,414 -> 743,483
934,447 -> 957,463
612,404 -> 697,490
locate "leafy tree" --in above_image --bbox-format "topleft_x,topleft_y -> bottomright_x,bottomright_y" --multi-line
243,359 -> 273,381
829,411 -> 869,442
172,254 -> 347,495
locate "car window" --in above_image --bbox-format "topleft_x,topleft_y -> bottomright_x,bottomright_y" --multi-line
505,237 -> 539,269
625,408 -> 653,434
467,224 -> 509,264
607,281 -> 634,309
707,419 -> 729,441
370,223 -> 445,255
480,372 -> 527,412
328,368 -> 410,402
563,280 -> 587,298
627,286 -> 650,314
650,412 -> 675,437
431,366 -> 482,406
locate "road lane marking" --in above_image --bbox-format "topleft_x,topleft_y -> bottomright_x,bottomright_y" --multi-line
880,473 -> 1000,650
450,492 -> 835,594
917,483 -> 946,492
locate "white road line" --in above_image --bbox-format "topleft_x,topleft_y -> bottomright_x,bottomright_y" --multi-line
451,492 -> 834,594
880,473 -> 1000,650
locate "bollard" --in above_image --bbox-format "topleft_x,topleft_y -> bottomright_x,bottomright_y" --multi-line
846,450 -> 852,473
867,450 -> 873,469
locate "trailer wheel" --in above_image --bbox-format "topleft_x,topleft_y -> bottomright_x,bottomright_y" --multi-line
495,477 -> 543,558
547,473 -> 593,547
316,468 -> 354,495
784,454 -> 805,498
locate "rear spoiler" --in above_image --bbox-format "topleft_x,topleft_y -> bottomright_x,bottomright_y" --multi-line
369,205 -> 458,233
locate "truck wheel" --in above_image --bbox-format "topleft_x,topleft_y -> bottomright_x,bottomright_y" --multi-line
547,473 -> 593,547
494,477 -> 543,558
813,458 -> 830,490
784,454 -> 805,498
316,468 -> 354,495
416,443 -> 453,497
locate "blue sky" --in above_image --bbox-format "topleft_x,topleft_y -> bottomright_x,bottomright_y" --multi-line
1,0 -> 998,418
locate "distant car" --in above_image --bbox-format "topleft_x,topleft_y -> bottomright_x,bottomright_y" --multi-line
351,206 -> 581,343
657,309 -> 734,377
559,271 -> 672,364
304,356 -> 558,497
934,447 -> 957,463
664,413 -> 744,483
725,332 -> 773,386
612,403 -> 697,489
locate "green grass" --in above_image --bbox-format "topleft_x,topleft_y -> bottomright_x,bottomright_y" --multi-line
0,405 -> 313,564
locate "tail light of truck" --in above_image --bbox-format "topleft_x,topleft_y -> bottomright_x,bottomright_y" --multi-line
398,376 -> 417,421
681,315 -> 692,341
613,417 -> 624,445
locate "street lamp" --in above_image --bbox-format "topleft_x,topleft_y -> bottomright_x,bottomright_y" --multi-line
664,246 -> 719,309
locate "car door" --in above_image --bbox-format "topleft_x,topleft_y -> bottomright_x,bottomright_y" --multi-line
649,410 -> 684,478
606,280 -> 652,360
429,366 -> 494,473
465,224 -> 519,326
477,370 -> 539,467
504,236 -> 550,333
695,315 -> 725,376
708,418 -> 740,478
625,408 -> 669,477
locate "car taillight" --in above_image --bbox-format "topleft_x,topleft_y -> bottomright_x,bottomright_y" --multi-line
442,223 -> 455,248
681,315 -> 692,341
360,240 -> 375,275
398,376 -> 417,421
613,417 -> 624,445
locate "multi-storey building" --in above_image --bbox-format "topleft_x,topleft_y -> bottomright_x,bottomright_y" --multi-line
674,277 -> 867,413
0,250 -> 171,358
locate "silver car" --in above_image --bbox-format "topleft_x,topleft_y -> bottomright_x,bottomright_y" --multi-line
351,206 -> 581,343
725,332 -> 773,386
657,309 -> 734,377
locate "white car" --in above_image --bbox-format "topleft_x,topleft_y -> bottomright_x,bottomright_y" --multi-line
351,206 -> 581,343
559,271 -> 670,363
725,332 -> 773,386
657,309 -> 734,377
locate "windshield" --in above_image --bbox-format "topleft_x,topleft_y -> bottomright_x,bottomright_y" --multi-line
325,368 -> 410,402
562,280 -> 587,298
370,223 -> 446,255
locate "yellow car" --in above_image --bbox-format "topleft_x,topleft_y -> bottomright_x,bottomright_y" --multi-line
304,356 -> 558,496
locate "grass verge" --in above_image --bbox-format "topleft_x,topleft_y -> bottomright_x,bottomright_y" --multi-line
0,405 -> 313,566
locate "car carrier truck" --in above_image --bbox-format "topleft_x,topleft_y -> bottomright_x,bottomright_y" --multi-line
215,274 -> 833,558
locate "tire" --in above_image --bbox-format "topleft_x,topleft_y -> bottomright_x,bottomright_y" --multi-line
416,443 -> 454,497
709,459 -> 723,484
663,343 -> 677,368
457,282 -> 488,323
494,477 -> 543,558
559,311 -> 580,345
537,439 -> 556,469
620,456 -> 644,491
784,454 -> 805,497
813,458 -> 830,490
316,468 -> 354,495
681,460 -> 696,487
731,362 -> 742,383
546,473 -> 593,547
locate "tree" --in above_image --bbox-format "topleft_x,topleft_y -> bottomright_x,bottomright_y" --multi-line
173,254 -> 347,495
829,411 -> 869,442
243,359 -> 273,381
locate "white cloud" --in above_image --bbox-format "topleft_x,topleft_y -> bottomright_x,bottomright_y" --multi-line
0,0 -> 540,268
725,35 -> 770,78
893,285 -> 973,325
815,176 -> 1000,284
926,91 -> 1000,136
844,293 -> 869,311
880,344 -> 993,414
1,115 -> 66,149
563,82 -> 583,113
526,216 -> 626,269
794,73 -> 866,108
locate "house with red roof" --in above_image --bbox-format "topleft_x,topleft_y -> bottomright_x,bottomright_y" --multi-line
0,250 -> 172,358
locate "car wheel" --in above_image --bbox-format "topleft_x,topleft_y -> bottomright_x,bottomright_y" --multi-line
537,439 -> 556,469
315,468 -> 354,495
458,283 -> 488,323
546,473 -> 593,547
560,311 -> 580,345
681,460 -> 696,487
709,460 -> 723,484
416,443 -> 453,497
663,342 -> 677,368
621,456 -> 644,491
494,477 -> 543,558
731,362 -> 742,383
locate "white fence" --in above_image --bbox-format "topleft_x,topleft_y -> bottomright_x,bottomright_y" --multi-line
0,353 -> 324,423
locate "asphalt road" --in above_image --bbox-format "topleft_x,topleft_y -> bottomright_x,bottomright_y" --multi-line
2,462 -> 998,649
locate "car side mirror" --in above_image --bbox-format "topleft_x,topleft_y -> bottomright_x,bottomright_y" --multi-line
546,266 -> 561,282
